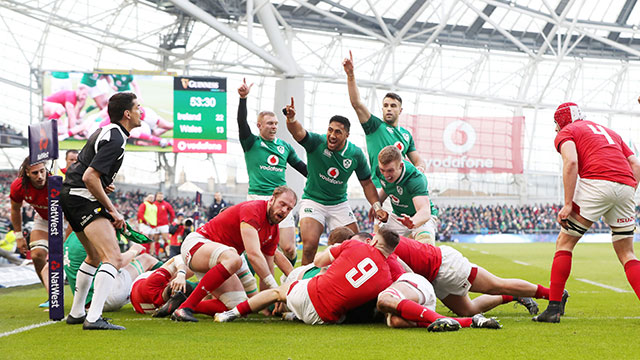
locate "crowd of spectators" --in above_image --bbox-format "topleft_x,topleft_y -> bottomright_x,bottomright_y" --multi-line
436,203 -> 615,235
0,168 -> 637,238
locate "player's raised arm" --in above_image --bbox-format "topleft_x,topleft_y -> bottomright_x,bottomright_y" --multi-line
284,97 -> 307,142
240,222 -> 278,289
237,78 -> 254,142
343,50 -> 371,124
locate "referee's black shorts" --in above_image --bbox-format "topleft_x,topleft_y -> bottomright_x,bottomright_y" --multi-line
60,186 -> 112,232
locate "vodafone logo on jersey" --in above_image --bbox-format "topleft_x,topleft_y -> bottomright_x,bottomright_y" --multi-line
389,194 -> 400,205
267,155 -> 279,166
327,167 -> 340,178
394,141 -> 404,152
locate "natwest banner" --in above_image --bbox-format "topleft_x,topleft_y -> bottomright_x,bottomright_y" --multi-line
402,114 -> 524,173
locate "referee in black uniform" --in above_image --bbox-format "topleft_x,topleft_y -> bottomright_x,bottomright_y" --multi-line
61,92 -> 141,330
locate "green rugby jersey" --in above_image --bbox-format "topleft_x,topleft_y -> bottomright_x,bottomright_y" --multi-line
376,160 -> 437,217
362,114 -> 416,187
80,73 -> 100,87
241,135 -> 302,196
300,132 -> 370,205
63,232 -> 94,304
110,74 -> 134,92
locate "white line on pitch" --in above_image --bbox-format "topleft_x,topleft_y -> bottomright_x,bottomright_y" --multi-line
576,278 -> 631,293
513,260 -> 530,266
0,321 -> 55,338
480,251 -> 489,255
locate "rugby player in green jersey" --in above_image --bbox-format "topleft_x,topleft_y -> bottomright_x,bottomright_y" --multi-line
237,79 -> 307,264
375,146 -> 438,245
283,97 -> 388,265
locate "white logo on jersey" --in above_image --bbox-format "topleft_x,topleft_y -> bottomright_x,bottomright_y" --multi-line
277,145 -> 285,154
327,167 -> 340,178
260,141 -> 268,148
380,180 -> 386,187
389,194 -> 400,205
386,127 -> 394,134
394,141 -> 405,152
267,155 -> 279,166
343,159 -> 352,168
323,149 -> 332,158
397,186 -> 403,195
402,133 -> 410,142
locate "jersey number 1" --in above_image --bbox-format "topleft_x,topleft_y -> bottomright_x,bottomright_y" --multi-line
587,124 -> 614,145
345,258 -> 378,288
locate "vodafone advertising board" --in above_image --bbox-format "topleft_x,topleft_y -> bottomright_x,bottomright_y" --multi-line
403,114 -> 524,173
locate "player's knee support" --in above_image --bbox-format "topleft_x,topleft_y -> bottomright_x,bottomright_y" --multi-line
560,216 -> 588,238
218,291 -> 248,309
612,224 -> 635,242
29,240 -> 49,253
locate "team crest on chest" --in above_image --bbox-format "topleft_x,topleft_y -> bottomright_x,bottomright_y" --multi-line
397,186 -> 403,195
402,133 -> 410,142
277,145 -> 285,154
343,159 -> 352,169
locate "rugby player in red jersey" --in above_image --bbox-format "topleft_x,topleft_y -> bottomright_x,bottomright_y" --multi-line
170,186 -> 297,322
534,102 -> 640,323
214,228 -> 400,325
10,157 -> 52,294
331,230 -> 550,317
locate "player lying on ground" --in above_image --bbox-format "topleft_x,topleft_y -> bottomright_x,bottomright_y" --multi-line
214,228 -> 400,325
64,234 -> 159,313
330,228 -> 563,316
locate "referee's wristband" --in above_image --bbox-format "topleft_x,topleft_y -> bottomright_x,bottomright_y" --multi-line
264,274 -> 278,289
372,202 -> 382,212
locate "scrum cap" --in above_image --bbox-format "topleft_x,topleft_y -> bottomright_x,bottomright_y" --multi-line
554,102 -> 584,129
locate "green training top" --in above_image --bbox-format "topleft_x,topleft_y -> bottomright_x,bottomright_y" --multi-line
376,160 -> 437,217
241,135 -> 302,196
300,132 -> 370,206
362,114 -> 416,187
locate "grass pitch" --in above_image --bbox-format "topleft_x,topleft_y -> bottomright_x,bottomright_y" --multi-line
2,242 -> 640,359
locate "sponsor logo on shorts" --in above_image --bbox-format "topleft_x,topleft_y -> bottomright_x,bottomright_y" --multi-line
617,217 -> 634,223
394,141 -> 404,152
304,208 -> 313,213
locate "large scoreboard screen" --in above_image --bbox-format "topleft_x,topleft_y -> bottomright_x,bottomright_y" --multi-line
42,70 -> 227,153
